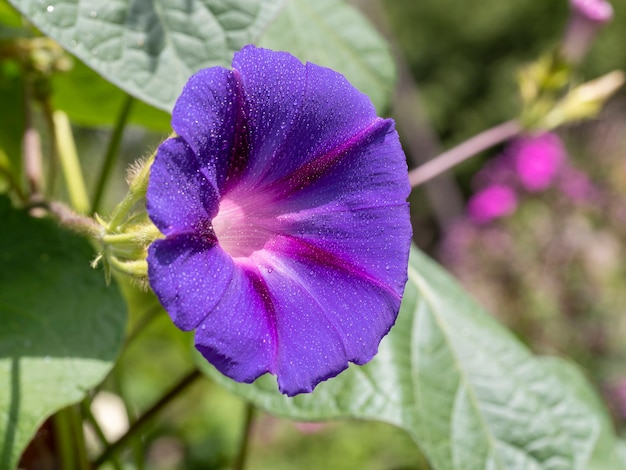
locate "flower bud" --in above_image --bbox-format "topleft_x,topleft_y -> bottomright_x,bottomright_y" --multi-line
561,0 -> 613,63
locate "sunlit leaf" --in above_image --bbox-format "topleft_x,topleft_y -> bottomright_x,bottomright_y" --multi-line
7,0 -> 286,112
0,197 -> 126,470
201,246 -> 622,470
258,0 -> 395,112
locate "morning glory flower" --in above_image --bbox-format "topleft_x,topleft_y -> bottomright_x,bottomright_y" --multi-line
146,45 -> 411,396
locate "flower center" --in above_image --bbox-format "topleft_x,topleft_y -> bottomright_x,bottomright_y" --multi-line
212,196 -> 274,258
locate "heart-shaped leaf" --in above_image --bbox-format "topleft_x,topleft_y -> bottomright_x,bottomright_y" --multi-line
201,247 -> 621,469
8,0 -> 286,112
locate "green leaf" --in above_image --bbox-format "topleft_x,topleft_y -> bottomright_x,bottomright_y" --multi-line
0,0 -> 21,27
0,197 -> 126,470
258,0 -> 395,112
540,357 -> 622,470
201,247 -> 620,470
52,58 -> 171,132
8,0 -> 286,112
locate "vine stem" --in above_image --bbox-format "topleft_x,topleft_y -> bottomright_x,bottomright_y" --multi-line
80,397 -> 124,470
93,368 -> 202,468
53,111 -> 90,214
92,95 -> 134,215
52,408 -> 75,470
408,120 -> 522,188
41,98 -> 58,196
233,402 -> 256,470
22,79 -> 43,200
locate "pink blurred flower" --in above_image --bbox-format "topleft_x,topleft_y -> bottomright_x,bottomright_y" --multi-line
607,377 -> 626,418
557,165 -> 600,203
570,0 -> 613,23
562,0 -> 613,62
472,153 -> 516,189
510,133 -> 567,192
467,184 -> 518,224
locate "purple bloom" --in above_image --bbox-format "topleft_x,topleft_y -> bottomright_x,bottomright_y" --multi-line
467,185 -> 517,225
510,133 -> 566,192
146,46 -> 411,396
562,0 -> 613,62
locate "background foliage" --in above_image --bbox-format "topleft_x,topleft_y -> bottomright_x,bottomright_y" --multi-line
1,0 -> 626,468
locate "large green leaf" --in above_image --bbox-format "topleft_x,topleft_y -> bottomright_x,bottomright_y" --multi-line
0,197 -> 126,470
8,0 -> 286,112
201,247 -> 621,469
258,0 -> 395,112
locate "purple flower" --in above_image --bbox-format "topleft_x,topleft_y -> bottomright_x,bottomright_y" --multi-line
510,133 -> 566,192
562,0 -> 613,63
467,185 -> 517,225
146,46 -> 411,396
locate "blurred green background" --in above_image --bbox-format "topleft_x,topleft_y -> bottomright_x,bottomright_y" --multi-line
73,1 -> 626,468
7,0 -> 626,468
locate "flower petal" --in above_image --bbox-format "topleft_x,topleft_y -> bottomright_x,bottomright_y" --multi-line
147,137 -> 219,235
147,236 -> 234,331
170,66 -> 242,193
245,119 -> 411,291
249,241 -> 402,396
194,264 -> 275,384
231,46 -> 381,188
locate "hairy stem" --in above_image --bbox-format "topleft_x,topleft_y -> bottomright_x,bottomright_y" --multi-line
408,120 -> 522,188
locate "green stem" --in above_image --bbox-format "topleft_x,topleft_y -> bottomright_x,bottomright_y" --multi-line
81,397 -> 124,470
54,110 -> 90,214
233,403 -> 256,470
93,368 -> 203,468
105,151 -> 156,233
106,191 -> 139,233
92,95 -> 134,215
124,304 -> 162,348
53,407 -> 76,470
70,405 -> 90,470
